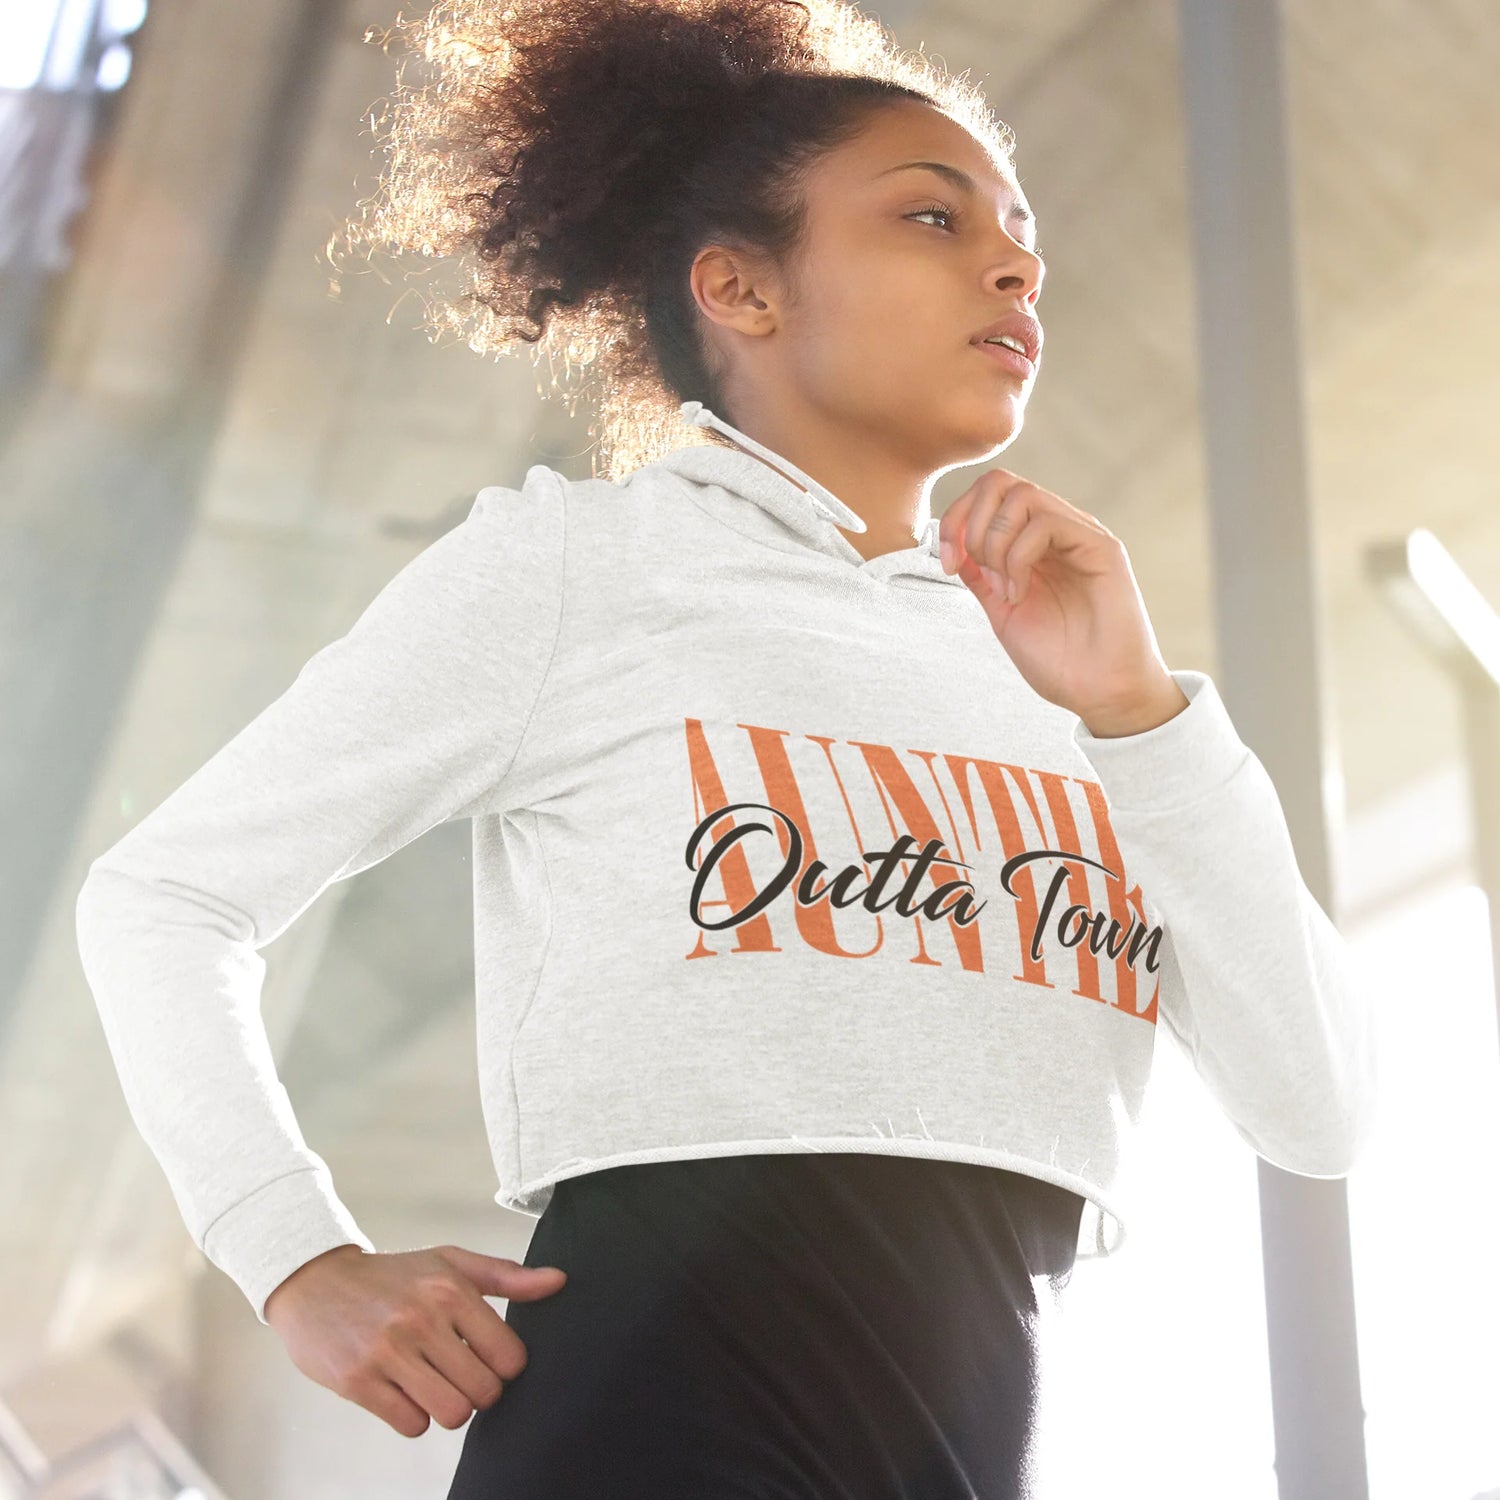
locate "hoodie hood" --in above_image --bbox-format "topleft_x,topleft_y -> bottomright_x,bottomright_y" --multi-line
644,401 -> 967,591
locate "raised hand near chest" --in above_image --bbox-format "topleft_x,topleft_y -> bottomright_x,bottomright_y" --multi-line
937,468 -> 1190,739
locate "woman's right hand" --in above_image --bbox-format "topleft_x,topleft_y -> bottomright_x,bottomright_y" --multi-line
263,1243 -> 568,1437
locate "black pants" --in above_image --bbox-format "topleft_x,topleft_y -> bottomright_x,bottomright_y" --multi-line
445,1150 -> 1085,1499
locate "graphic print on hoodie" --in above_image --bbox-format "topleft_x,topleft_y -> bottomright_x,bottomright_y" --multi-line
681,705 -> 1165,1013
75,400 -> 1380,1324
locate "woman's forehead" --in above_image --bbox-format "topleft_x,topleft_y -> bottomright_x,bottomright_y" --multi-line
827,105 -> 1018,197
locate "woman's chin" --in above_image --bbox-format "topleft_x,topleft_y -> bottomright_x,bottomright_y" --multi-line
954,405 -> 1024,461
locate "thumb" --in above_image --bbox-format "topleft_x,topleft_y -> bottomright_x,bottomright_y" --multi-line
439,1245 -> 568,1300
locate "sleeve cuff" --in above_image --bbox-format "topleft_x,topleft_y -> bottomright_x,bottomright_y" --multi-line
200,1165 -> 376,1325
1071,669 -> 1251,813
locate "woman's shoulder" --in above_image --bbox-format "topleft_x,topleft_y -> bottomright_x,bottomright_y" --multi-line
476,457 -> 694,551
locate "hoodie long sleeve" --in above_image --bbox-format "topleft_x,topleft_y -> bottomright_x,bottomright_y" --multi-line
1073,671 -> 1378,1177
75,481 -> 564,1323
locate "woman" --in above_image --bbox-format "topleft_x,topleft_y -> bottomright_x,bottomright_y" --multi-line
75,1 -> 1377,1495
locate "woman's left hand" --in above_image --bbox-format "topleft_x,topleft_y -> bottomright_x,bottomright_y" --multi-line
938,467 -> 1190,738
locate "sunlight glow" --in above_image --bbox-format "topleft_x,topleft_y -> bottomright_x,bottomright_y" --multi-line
1032,878 -> 1500,1497
1031,1003 -> 1276,1496
1347,881 -> 1500,1499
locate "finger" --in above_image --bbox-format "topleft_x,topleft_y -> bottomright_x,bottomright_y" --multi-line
388,1345 -> 481,1431
963,472 -> 1027,580
977,563 -> 1010,602
437,1245 -> 568,1302
1006,508 -> 1103,604
936,493 -> 975,572
349,1371 -> 432,1439
938,467 -> 1015,570
420,1313 -> 513,1412
961,554 -> 1005,603
450,1293 -> 531,1386
994,512 -> 1052,604
944,529 -> 993,595
945,480 -> 999,576
496,1264 -> 569,1302
946,518 -> 1008,602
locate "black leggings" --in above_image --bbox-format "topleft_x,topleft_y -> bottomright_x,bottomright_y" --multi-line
445,1150 -> 1085,1500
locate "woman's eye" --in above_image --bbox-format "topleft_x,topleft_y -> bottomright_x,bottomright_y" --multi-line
906,204 -> 957,230
905,205 -> 1045,262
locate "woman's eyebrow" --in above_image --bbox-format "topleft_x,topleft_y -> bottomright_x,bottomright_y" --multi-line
873,160 -> 1034,225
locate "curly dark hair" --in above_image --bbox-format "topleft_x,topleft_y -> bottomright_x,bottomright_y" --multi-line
327,0 -> 1016,481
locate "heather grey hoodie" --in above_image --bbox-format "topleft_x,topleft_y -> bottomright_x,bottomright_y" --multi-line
75,400 -> 1378,1323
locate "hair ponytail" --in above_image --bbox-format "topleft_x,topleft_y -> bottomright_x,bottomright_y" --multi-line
329,0 -> 1014,481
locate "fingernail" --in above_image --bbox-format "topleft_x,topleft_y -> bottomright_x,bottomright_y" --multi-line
939,537 -> 955,573
981,565 -> 1002,593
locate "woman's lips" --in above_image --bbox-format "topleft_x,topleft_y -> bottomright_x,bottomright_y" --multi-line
972,340 -> 1036,378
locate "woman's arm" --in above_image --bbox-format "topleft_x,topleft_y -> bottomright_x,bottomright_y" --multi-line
1074,668 -> 1379,1177
75,475 -> 566,1323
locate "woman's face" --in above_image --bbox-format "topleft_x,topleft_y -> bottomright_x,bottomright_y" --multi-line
703,99 -> 1045,475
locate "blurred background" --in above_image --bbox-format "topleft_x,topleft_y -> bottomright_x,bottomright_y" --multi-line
1,0 -> 1498,1496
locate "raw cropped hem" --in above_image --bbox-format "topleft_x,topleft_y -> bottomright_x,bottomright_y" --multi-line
496,1135 -> 1128,1259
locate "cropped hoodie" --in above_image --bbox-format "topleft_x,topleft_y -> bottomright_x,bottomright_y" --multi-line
75,400 -> 1379,1324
